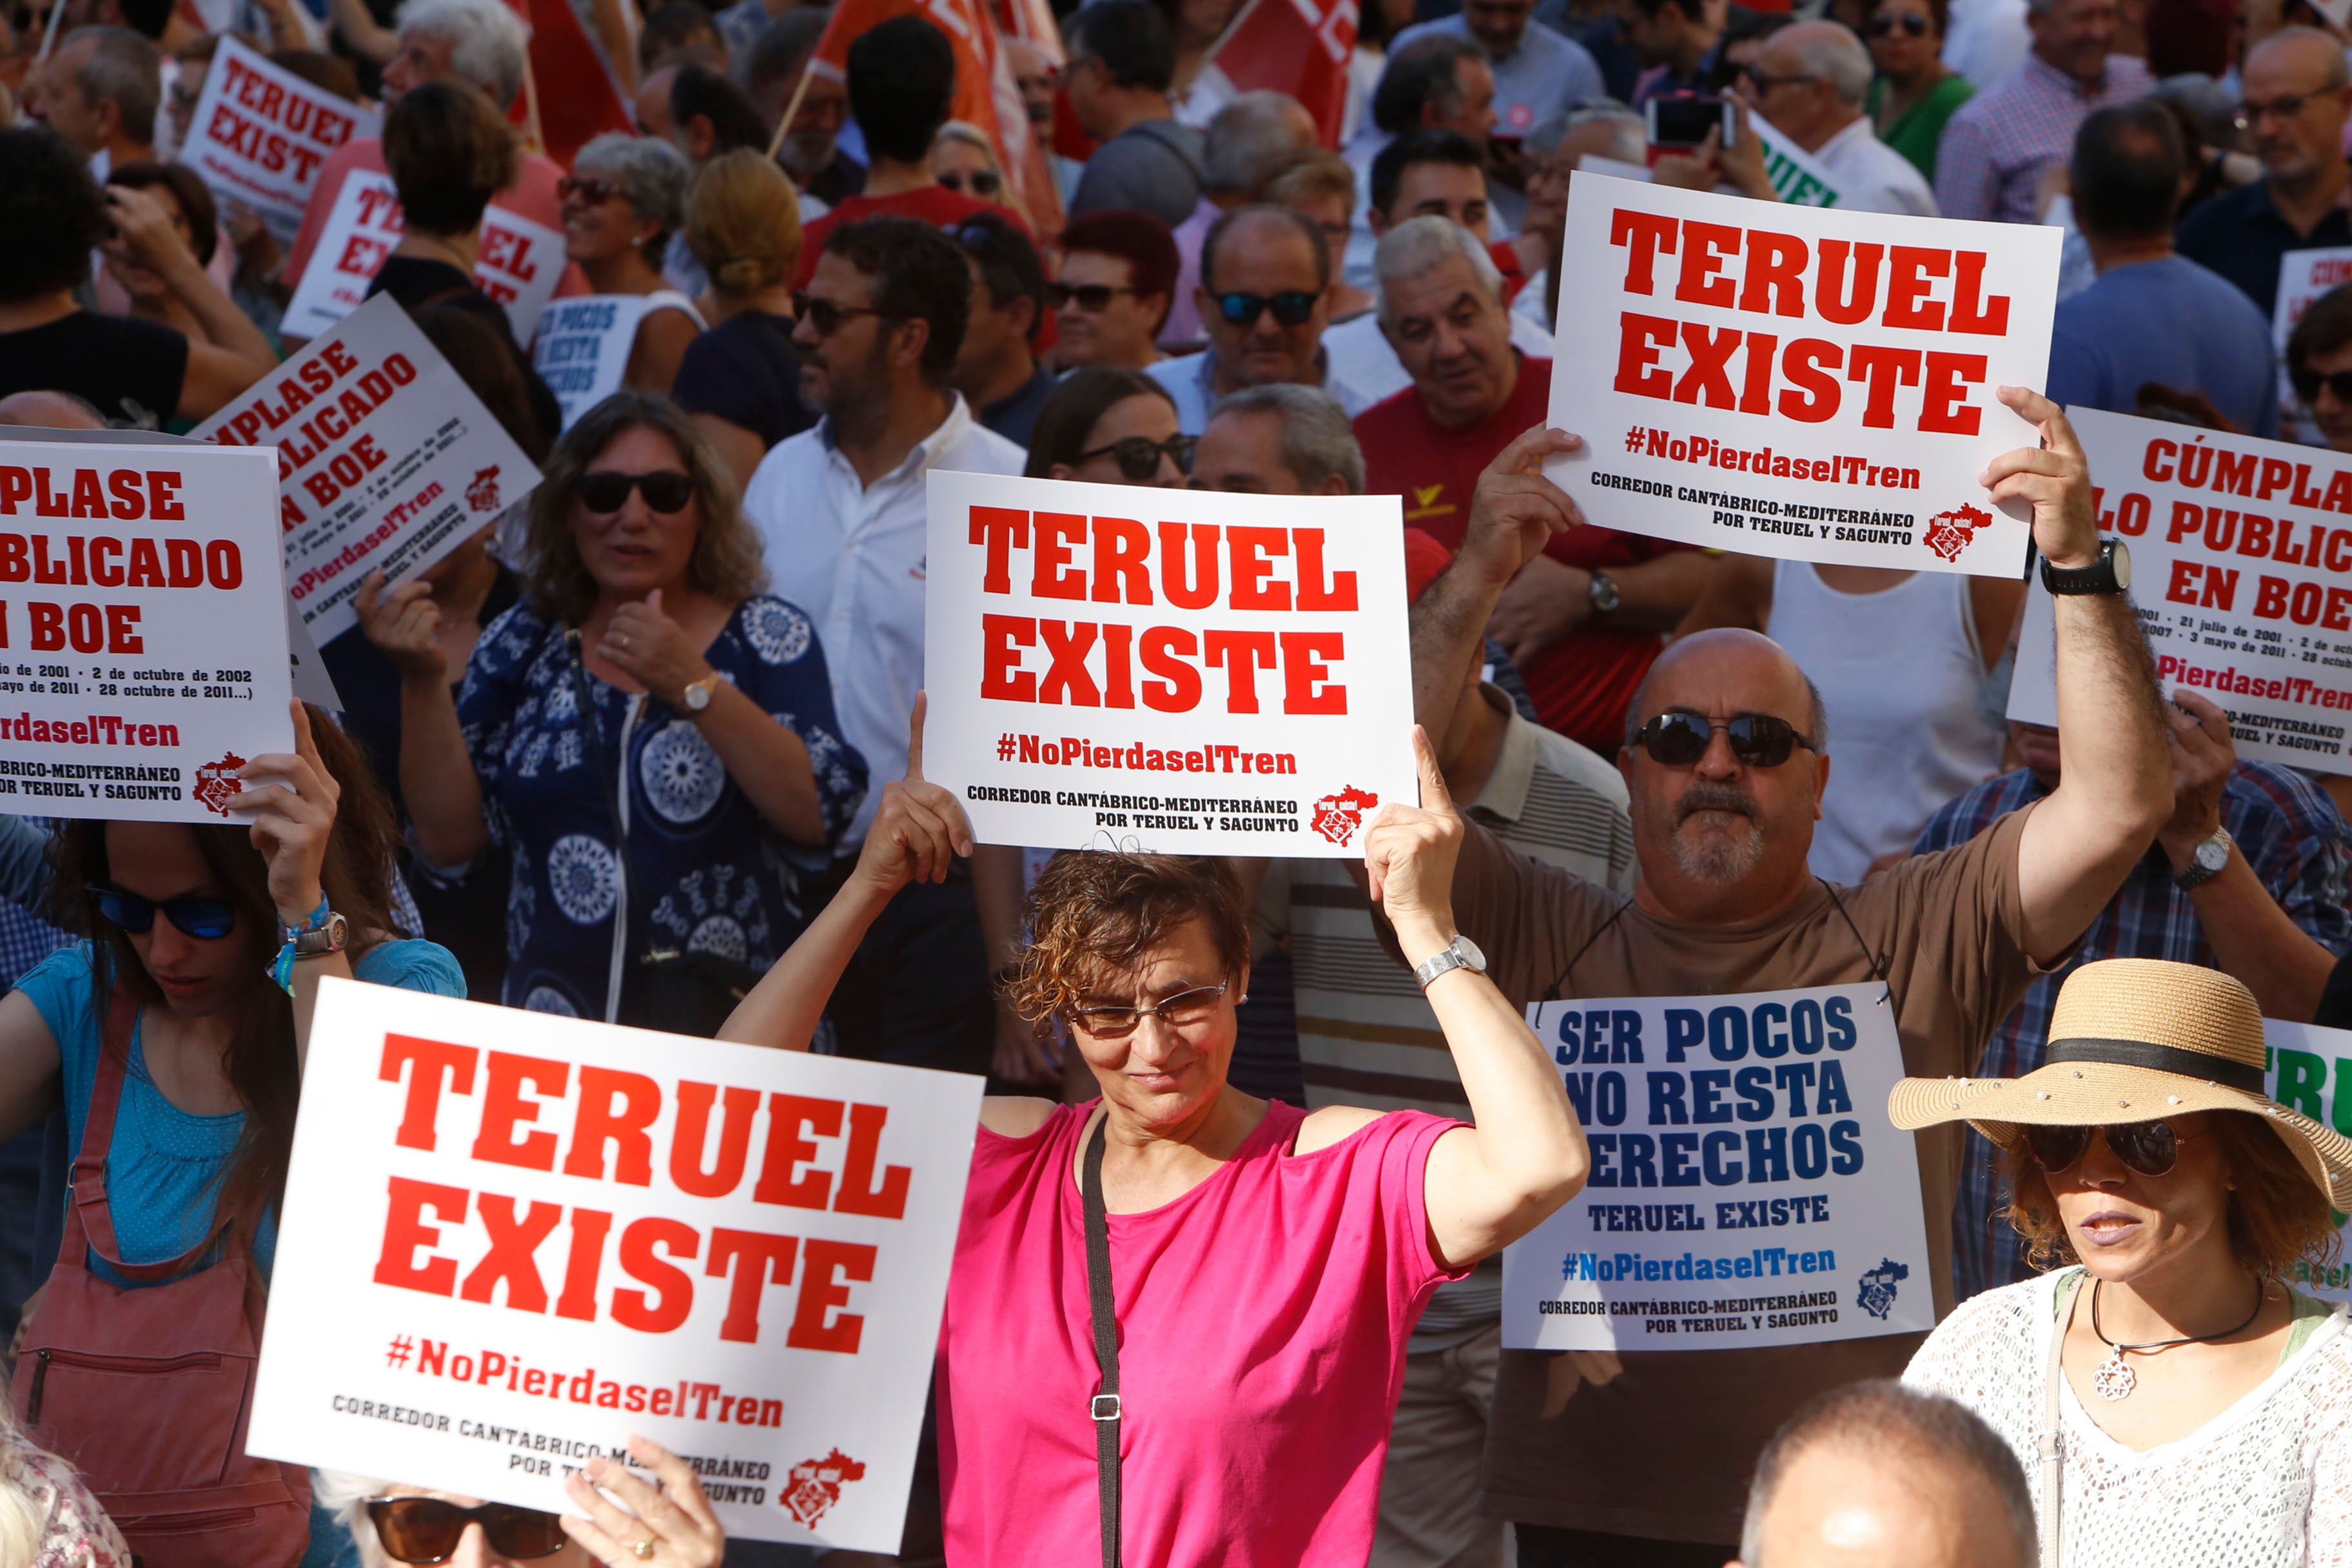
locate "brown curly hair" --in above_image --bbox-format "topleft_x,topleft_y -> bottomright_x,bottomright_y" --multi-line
2002,1110 -> 2343,1277
1006,852 -> 1251,1023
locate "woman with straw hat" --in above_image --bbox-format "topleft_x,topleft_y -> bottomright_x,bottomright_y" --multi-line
1892,957 -> 2352,1567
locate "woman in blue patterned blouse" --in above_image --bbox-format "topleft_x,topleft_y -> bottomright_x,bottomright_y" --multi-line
361,392 -> 867,1028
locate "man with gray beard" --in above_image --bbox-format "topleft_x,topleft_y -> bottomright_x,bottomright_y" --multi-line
1389,393 -> 2172,1565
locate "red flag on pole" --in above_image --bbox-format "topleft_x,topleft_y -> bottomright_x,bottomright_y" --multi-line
1188,0 -> 1359,150
502,0 -> 633,168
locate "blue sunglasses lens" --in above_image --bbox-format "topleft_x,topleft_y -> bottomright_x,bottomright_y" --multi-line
92,888 -> 237,939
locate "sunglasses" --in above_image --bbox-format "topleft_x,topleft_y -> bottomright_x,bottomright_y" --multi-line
939,168 -> 1003,198
1049,281 -> 1142,312
365,1498 -> 569,1563
2025,1121 -> 2210,1179
2291,367 -> 2352,405
578,470 -> 694,515
1213,291 -> 1318,328
89,885 -> 239,939
1867,11 -> 1930,35
1631,712 -> 1816,768
1071,980 -> 1228,1039
1741,66 -> 1819,92
554,175 -> 618,205
1079,433 -> 1195,481
791,291 -> 890,337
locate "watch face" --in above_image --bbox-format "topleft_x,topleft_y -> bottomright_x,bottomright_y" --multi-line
1456,933 -> 1487,972
2110,538 -> 2132,591
2195,836 -> 2228,873
684,683 -> 711,712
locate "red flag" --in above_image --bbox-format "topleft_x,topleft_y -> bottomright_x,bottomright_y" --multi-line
502,0 -> 633,169
1190,0 -> 1359,150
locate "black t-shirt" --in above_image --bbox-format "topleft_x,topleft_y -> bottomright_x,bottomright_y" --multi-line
671,311 -> 816,451
366,257 -> 564,452
0,310 -> 189,427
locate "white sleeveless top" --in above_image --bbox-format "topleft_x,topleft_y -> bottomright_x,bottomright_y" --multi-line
642,288 -> 707,333
1763,562 -> 2003,884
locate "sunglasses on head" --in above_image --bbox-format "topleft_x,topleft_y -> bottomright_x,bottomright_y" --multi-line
1070,979 -> 1228,1039
1631,711 -> 1816,768
554,175 -> 619,205
939,168 -> 1003,198
88,885 -> 238,939
365,1498 -> 569,1564
1049,281 -> 1142,312
1213,290 -> 1318,328
1080,433 -> 1195,482
578,470 -> 694,515
2025,1121 -> 2209,1179
791,291 -> 890,337
1867,10 -> 1930,35
2291,366 -> 2352,406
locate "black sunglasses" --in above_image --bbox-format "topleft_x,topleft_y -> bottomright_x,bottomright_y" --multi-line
791,291 -> 892,337
1050,281 -> 1142,312
1078,433 -> 1195,481
1071,980 -> 1229,1039
939,168 -> 1003,198
554,175 -> 618,205
578,470 -> 694,515
1867,10 -> 1930,35
2026,1121 -> 2210,1179
2291,366 -> 2352,406
1741,66 -> 1818,92
1631,711 -> 1816,768
1214,290 -> 1318,328
365,1498 -> 569,1563
88,885 -> 238,939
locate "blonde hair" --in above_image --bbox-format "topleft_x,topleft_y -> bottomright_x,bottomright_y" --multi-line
1260,147 -> 1355,211
932,119 -> 1001,170
0,1402 -> 78,1568
685,150 -> 802,299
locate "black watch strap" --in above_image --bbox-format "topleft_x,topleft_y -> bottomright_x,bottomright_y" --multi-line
2041,538 -> 2128,596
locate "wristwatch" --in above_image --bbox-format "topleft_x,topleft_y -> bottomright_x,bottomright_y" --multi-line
2173,825 -> 2231,891
292,910 -> 349,957
2041,538 -> 2132,596
1587,571 -> 1622,616
1413,934 -> 1487,990
681,672 -> 721,712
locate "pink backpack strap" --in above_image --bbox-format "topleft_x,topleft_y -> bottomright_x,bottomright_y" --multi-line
59,991 -> 233,1282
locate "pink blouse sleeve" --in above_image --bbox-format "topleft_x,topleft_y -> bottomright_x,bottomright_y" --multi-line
1375,1110 -> 1476,1302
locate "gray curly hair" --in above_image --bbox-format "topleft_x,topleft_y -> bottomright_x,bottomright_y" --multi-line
574,132 -> 693,255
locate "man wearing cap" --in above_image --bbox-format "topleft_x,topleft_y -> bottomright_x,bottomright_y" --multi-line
1401,394 -> 2173,1565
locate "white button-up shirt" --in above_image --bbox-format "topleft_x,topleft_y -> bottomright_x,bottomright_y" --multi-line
1809,114 -> 1941,218
742,393 -> 1026,844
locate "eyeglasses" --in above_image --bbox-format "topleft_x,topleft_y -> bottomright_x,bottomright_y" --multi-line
939,168 -> 1003,198
1070,980 -> 1229,1039
1740,66 -> 1819,92
88,885 -> 238,939
1213,291 -> 1319,328
554,175 -> 619,205
2235,91 -> 2327,129
1079,433 -> 1195,481
365,1498 -> 570,1563
2293,366 -> 2352,405
2025,1121 -> 2211,1179
1049,281 -> 1142,313
791,291 -> 891,337
1631,712 -> 1816,768
578,470 -> 695,515
10,3 -> 54,31
1867,11 -> 1931,35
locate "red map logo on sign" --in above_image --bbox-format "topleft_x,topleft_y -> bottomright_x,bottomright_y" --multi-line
780,1449 -> 867,1529
466,466 -> 502,513
1923,502 -> 1992,564
193,752 -> 246,816
1311,787 -> 1379,847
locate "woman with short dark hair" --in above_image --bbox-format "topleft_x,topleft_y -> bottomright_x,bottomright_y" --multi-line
1023,366 -> 1190,485
364,392 -> 865,1029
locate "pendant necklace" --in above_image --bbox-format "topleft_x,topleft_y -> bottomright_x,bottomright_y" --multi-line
2088,1277 -> 2266,1401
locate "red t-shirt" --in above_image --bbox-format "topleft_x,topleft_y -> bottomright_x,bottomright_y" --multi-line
1355,355 -> 1689,753
792,184 -> 1028,289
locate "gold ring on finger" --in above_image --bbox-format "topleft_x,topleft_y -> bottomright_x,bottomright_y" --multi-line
631,1538 -> 656,1560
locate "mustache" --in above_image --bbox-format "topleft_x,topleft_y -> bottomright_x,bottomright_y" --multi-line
1673,782 -> 1759,826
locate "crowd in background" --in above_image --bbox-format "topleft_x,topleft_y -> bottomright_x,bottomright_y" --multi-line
3,0 -> 2352,1563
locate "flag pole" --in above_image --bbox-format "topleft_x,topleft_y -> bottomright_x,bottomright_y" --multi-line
767,63 -> 816,162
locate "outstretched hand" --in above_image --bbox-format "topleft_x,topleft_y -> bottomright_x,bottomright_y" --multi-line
853,693 -> 976,897
228,701 -> 341,926
1361,726 -> 1464,962
1458,426 -> 1585,594
1981,387 -> 2099,570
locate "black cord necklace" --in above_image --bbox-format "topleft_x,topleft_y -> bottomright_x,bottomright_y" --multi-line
2088,1276 -> 2266,1402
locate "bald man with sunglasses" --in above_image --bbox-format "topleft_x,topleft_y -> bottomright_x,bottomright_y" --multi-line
1391,394 -> 2173,1565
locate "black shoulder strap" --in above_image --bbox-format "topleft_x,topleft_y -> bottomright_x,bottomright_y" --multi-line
1082,1113 -> 1121,1568
1818,877 -> 1897,1006
1544,897 -> 1634,1003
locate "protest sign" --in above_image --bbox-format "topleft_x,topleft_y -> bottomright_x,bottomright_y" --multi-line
1502,985 -> 1934,1351
190,295 -> 540,645
534,296 -> 654,429
922,471 -> 1417,857
2009,406 -> 2352,774
179,37 -> 378,243
1545,175 -> 2059,574
282,171 -> 566,345
0,438 -> 295,820
2264,1018 -> 2352,1302
2270,247 -> 2352,440
1749,115 -> 1840,208
248,980 -> 983,1552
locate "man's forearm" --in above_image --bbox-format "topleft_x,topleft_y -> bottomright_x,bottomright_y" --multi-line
2183,854 -> 2337,1021
1598,551 -> 1716,634
1412,565 -> 1504,741
2052,594 -> 2168,821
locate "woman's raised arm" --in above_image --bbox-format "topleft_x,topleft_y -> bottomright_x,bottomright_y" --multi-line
357,572 -> 494,868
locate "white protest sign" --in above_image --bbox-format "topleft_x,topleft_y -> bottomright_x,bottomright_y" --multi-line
1502,986 -> 1934,1352
2009,406 -> 2352,774
2271,247 -> 2352,442
1546,175 -> 2058,574
190,295 -> 540,645
1749,114 -> 1840,208
179,37 -> 378,243
534,296 -> 653,429
0,439 -> 293,820
248,981 -> 983,1553
284,171 -> 567,346
2264,1019 -> 2352,1301
922,471 -> 1417,858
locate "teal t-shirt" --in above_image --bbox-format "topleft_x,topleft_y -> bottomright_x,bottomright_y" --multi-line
24,937 -> 464,1280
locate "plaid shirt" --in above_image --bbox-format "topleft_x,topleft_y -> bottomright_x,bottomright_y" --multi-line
1934,52 -> 2155,223
1916,761 -> 2352,1300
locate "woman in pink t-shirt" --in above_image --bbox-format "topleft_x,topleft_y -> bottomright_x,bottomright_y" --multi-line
723,704 -> 1589,1566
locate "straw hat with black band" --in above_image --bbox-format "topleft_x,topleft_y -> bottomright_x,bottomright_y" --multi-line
1888,957 -> 2352,1213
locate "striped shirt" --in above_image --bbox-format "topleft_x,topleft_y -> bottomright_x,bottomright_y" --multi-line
1933,52 -> 2155,224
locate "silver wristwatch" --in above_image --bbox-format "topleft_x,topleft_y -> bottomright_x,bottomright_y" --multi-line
1413,934 -> 1487,990
1587,571 -> 1622,616
2173,825 -> 2231,891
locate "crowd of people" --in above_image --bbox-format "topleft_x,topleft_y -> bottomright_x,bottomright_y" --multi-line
3,0 -> 2352,1563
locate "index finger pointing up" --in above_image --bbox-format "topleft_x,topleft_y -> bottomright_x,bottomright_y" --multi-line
905,691 -> 928,782
1412,724 -> 1452,814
